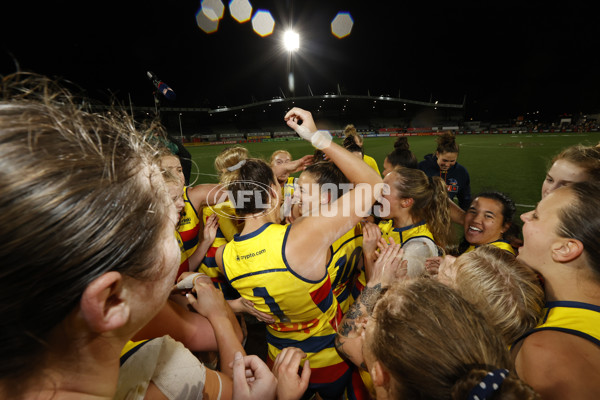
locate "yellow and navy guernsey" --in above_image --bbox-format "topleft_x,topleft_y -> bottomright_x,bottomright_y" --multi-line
177,186 -> 201,258
120,339 -> 151,364
351,219 -> 439,302
283,176 -> 296,199
362,154 -> 380,176
222,222 -> 352,398
327,223 -> 363,314
280,177 -> 297,219
199,201 -> 242,299
378,219 -> 437,247
175,231 -> 190,282
513,301 -> 600,349
464,239 -> 516,255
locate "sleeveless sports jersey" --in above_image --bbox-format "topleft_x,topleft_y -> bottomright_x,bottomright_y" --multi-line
464,239 -> 516,255
222,223 -> 352,398
175,230 -> 190,282
352,220 -> 438,303
358,369 -> 375,399
177,186 -> 201,259
199,201 -> 242,299
281,177 -> 297,219
204,200 -> 241,242
327,223 -> 363,313
120,339 -> 150,360
117,336 -> 211,400
350,271 -> 366,305
514,301 -> 600,348
378,219 -> 437,247
363,154 -> 380,176
283,176 -> 296,199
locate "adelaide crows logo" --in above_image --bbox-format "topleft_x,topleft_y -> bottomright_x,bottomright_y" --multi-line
446,178 -> 459,193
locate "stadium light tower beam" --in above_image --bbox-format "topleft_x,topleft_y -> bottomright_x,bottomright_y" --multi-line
283,30 -> 299,96
283,30 -> 299,51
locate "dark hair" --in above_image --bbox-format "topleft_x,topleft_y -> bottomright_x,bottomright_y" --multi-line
344,141 -> 363,156
452,369 -> 540,400
474,191 -> 516,227
386,148 -> 418,169
228,158 -> 277,216
312,148 -> 327,162
343,124 -> 363,146
304,161 -> 350,200
394,136 -> 410,150
0,73 -> 171,383
436,131 -> 459,155
557,181 -> 600,280
343,135 -> 364,154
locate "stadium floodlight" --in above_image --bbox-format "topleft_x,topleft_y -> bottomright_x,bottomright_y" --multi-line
283,30 -> 299,51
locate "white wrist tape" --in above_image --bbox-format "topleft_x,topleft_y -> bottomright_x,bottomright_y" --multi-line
175,272 -> 208,290
294,124 -> 314,140
294,125 -> 332,149
311,130 -> 332,149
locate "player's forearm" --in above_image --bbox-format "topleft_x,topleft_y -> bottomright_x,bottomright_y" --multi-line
206,314 -> 245,378
336,282 -> 382,368
188,237 -> 215,272
324,142 -> 382,189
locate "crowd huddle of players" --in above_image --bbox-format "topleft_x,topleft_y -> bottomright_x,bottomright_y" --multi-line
3,73 -> 600,400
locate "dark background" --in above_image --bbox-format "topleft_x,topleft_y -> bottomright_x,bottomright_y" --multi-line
2,1 -> 598,122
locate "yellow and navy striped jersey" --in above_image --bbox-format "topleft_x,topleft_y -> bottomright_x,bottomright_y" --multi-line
175,230 -> 189,282
463,239 -> 516,255
514,301 -> 600,348
352,220 -> 438,303
363,154 -> 380,176
222,222 -> 349,387
327,223 -> 363,313
177,186 -> 201,258
199,201 -> 242,298
378,219 -> 436,247
120,339 -> 150,364
282,176 -> 296,200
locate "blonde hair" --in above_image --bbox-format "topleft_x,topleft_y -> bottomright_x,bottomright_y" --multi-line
343,124 -> 363,146
453,245 -> 545,345
214,146 -> 250,184
551,144 -> 600,181
270,149 -> 291,164
155,144 -> 176,164
389,166 -> 453,249
162,168 -> 183,187
369,279 -> 539,400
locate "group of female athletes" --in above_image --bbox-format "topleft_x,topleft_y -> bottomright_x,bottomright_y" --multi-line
3,73 -> 600,400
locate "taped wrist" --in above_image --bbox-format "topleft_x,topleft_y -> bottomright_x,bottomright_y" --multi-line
311,130 -> 332,149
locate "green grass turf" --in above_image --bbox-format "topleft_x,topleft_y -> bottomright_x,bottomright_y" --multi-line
185,132 -> 600,216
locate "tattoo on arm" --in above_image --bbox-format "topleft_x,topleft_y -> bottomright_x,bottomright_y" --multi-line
337,283 -> 382,338
334,336 -> 352,361
359,283 -> 382,314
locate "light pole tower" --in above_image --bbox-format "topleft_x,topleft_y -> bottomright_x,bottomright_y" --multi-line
178,112 -> 183,142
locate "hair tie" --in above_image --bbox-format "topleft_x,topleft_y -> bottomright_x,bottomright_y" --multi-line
227,159 -> 246,172
468,369 -> 509,400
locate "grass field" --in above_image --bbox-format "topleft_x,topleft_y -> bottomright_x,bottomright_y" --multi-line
185,132 -> 600,218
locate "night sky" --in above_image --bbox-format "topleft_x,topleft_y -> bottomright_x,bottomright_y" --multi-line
2,1 -> 599,121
